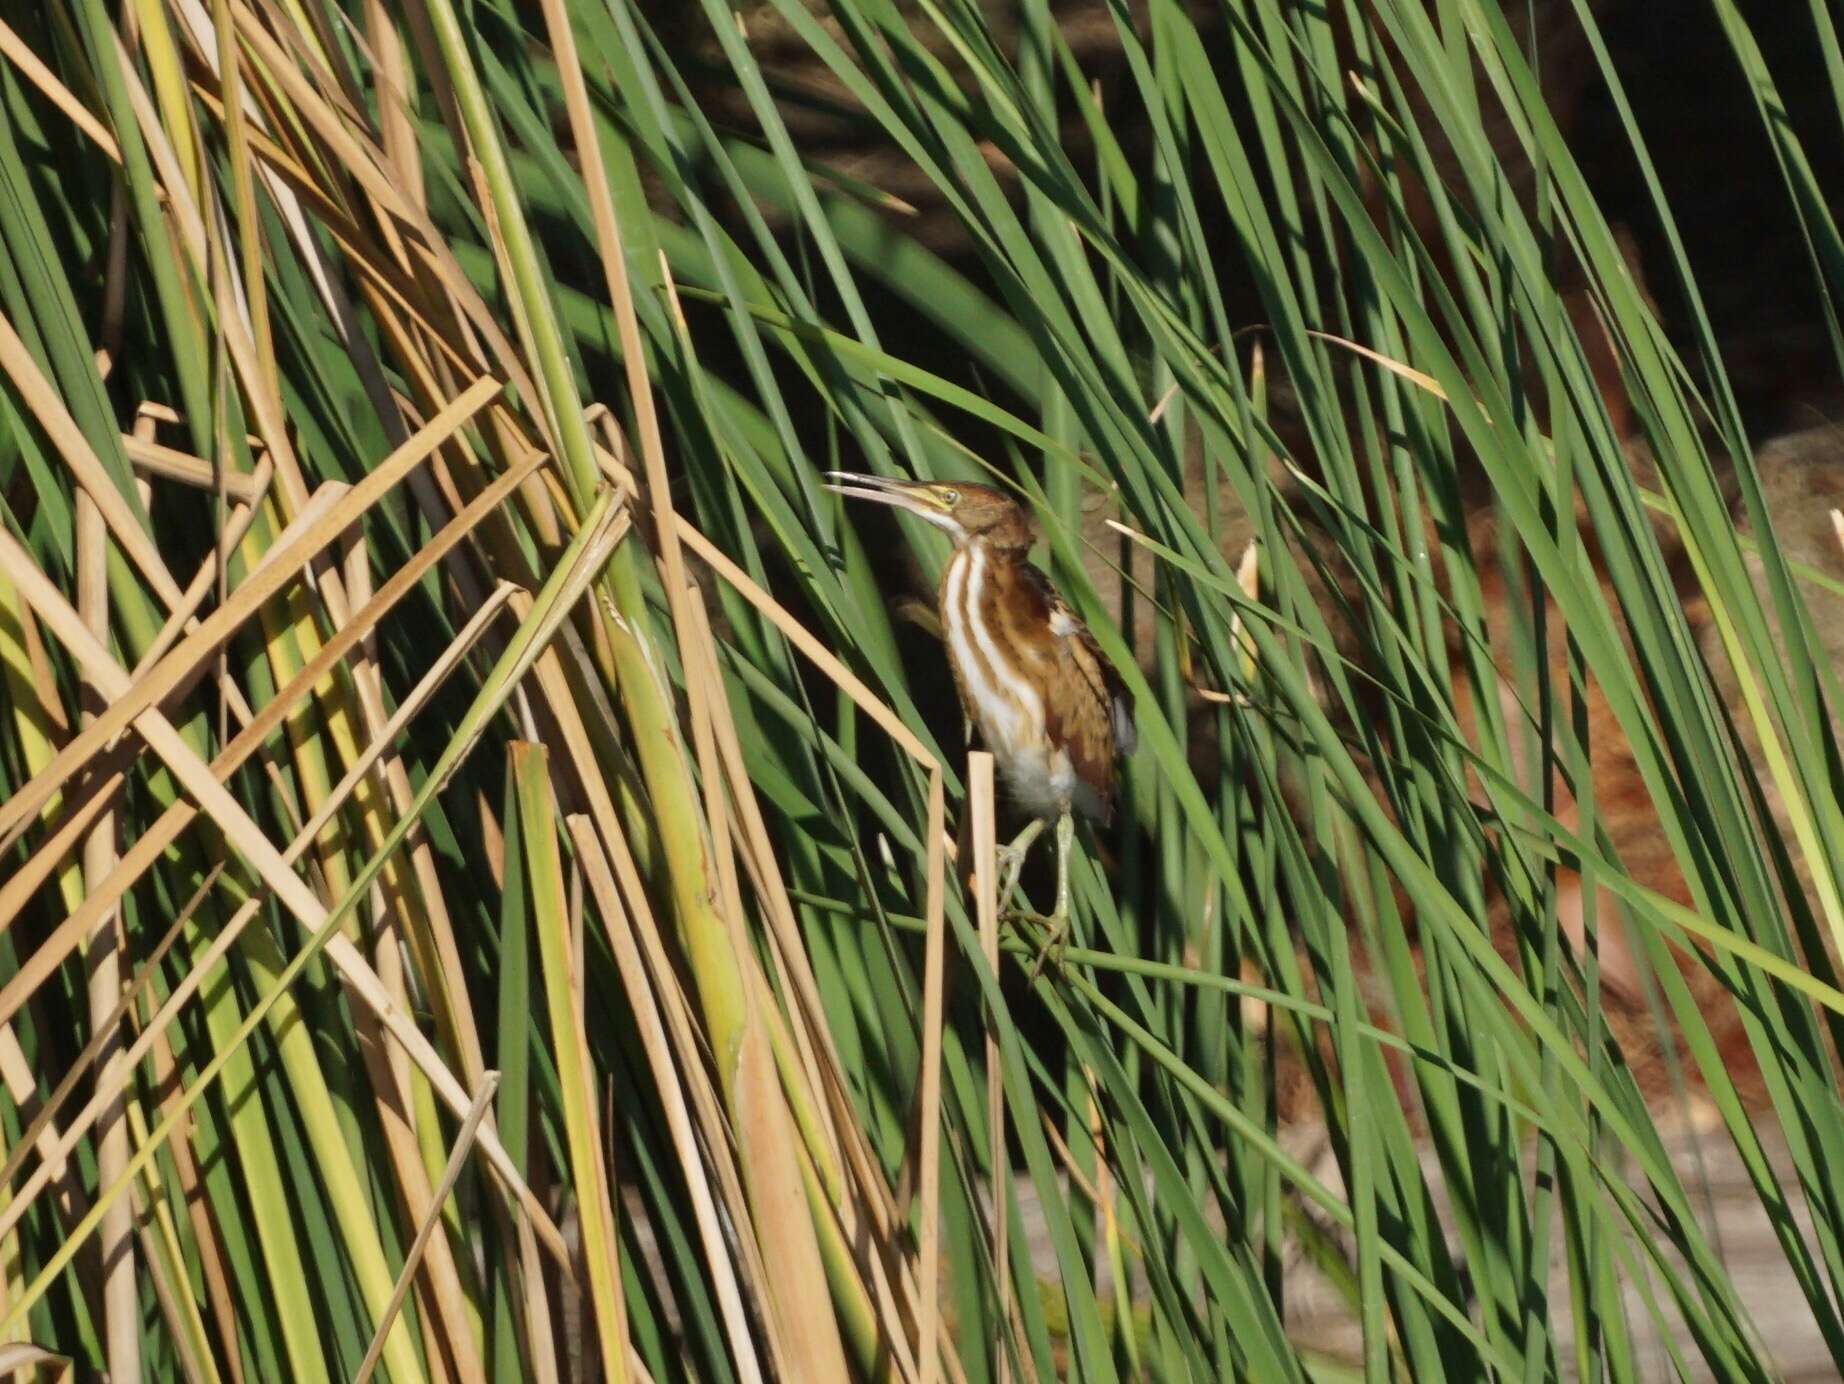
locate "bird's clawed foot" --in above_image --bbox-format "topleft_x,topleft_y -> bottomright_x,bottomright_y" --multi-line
1024,907 -> 1070,983
993,907 -> 1068,980
991,818 -> 1046,915
1023,812 -> 1076,983
985,812 -> 1077,982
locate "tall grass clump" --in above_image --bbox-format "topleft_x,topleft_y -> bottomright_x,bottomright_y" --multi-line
1,0 -> 1843,1377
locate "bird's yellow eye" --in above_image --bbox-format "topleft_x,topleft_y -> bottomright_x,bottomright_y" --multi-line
940,489 -> 960,506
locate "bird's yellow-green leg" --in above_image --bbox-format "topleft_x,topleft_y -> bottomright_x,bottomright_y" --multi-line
1027,811 -> 1076,982
993,817 -> 1046,908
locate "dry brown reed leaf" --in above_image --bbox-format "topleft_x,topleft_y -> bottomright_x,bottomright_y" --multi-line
0,1342 -> 72,1381
526,631 -> 775,1379
968,750 -> 1011,1384
0,16 -> 121,162
0,479 -> 411,933
1032,1108 -> 1113,1234
682,594 -> 849,1186
145,997 -> 245,1384
533,0 -> 684,595
210,0 -> 276,409
0,879 -> 254,1202
678,591 -> 924,1378
574,451 -> 976,1372
677,605 -> 865,1371
670,521 -> 945,787
680,599 -> 749,939
118,432 -> 264,500
128,401 -> 193,428
0,375 -> 500,845
326,529 -> 499,1143
119,409 -> 272,685
1303,327 -> 1491,423
0,438 -> 582,1267
124,443 -> 274,678
1107,518 -> 1262,705
335,609 -> 495,1381
0,311 -> 186,611
916,770 -> 948,1384
515,1204 -> 564,1384
95,183 -> 129,379
0,582 -> 517,1261
567,814 -> 768,1384
0,1029 -> 91,1244
0,564 -> 71,744
295,576 -> 515,1312
727,980 -> 833,1377
215,0 -> 537,401
298,582 -> 517,864
4,503 -> 622,1279
1303,329 -> 1446,401
0,891 -> 256,1252
123,1155 -> 215,1383
357,0 -> 426,211
0,866 -> 220,1215
124,473 -> 273,682
354,1073 -> 501,1384
182,75 -> 466,359
107,24 -> 306,496
76,484 -> 137,1380
528,20 -> 872,1342
510,743 -> 628,1380
633,503 -> 961,1374
165,6 -> 516,519
0,866 -> 215,1267
575,589 -> 827,1377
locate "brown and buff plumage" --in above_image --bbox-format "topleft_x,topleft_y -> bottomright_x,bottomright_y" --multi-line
923,484 -> 1134,822
1014,562 -> 1135,820
825,470 -> 1135,936
936,493 -> 1135,821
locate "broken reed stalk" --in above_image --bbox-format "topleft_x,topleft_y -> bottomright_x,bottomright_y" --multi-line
968,751 -> 1009,1384
76,486 -> 138,1382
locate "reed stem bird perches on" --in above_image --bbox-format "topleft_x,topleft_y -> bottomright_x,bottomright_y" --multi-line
824,474 -> 1136,962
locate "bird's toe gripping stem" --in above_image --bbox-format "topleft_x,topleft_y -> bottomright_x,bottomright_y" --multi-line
991,817 -> 1046,914
1025,812 -> 1076,982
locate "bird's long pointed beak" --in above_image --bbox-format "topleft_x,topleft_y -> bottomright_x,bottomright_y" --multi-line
822,471 -> 955,523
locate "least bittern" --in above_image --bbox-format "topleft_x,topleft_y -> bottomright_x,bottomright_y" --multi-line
824,473 -> 1136,956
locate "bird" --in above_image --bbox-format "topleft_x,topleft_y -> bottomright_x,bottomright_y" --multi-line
823,472 -> 1135,958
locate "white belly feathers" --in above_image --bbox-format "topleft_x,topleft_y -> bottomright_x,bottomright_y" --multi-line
943,546 -> 1074,817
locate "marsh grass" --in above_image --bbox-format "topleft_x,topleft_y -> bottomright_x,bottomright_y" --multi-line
0,0 -> 1842,1378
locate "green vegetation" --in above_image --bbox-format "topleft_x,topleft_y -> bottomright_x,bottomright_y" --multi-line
0,0 -> 1841,1377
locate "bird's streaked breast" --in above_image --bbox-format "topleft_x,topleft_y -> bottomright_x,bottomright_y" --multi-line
942,546 -> 1070,813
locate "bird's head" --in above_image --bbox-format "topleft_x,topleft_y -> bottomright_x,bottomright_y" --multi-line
822,473 -> 1034,550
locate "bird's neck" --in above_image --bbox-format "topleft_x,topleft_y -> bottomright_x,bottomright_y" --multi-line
955,534 -> 1029,562
941,538 -> 1028,626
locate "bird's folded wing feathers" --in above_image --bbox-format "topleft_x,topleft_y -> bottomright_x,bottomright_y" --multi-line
1025,565 -> 1137,761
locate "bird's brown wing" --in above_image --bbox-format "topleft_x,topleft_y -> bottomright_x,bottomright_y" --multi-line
1020,565 -> 1136,818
